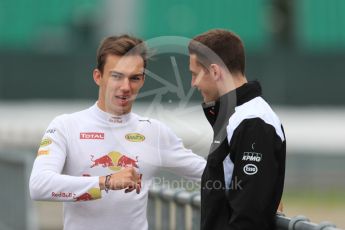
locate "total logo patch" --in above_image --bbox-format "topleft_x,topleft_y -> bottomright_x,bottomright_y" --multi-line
40,138 -> 52,147
125,133 -> 145,142
80,132 -> 104,140
242,152 -> 262,162
243,164 -> 258,175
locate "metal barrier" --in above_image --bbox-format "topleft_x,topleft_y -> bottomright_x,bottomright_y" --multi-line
148,186 -> 342,230
0,149 -> 342,230
0,151 -> 38,230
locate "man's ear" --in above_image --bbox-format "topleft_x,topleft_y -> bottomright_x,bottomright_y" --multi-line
93,69 -> 102,86
209,64 -> 222,81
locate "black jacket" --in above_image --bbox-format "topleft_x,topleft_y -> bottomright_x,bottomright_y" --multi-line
200,81 -> 286,230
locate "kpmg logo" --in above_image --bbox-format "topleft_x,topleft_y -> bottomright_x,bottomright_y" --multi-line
242,152 -> 262,162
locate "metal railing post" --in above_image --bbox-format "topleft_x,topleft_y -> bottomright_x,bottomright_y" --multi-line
147,185 -> 163,230
174,190 -> 193,230
190,192 -> 201,230
161,188 -> 183,230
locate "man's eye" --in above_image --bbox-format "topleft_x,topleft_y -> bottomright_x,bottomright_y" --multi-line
130,76 -> 142,81
111,74 -> 123,79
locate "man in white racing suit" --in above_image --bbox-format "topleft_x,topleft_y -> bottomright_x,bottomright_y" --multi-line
29,35 -> 206,230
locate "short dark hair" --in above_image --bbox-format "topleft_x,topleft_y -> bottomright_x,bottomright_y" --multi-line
96,34 -> 147,73
188,29 -> 245,75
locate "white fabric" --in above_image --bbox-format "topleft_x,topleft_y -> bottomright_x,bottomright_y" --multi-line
227,96 -> 285,143
223,156 -> 234,189
30,103 -> 206,230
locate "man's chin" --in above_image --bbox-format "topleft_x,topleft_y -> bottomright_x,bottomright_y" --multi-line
117,104 -> 133,114
202,94 -> 218,103
104,104 -> 131,115
203,97 -> 213,103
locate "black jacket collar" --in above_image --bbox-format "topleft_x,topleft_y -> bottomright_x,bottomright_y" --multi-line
202,81 -> 262,127
235,80 -> 262,106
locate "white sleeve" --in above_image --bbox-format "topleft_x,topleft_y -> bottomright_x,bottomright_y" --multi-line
29,115 -> 102,202
158,123 -> 206,182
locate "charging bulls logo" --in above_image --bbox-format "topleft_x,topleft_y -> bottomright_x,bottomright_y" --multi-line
90,151 -> 139,171
76,188 -> 101,202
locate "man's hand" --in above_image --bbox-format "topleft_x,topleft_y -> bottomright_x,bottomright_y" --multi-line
99,167 -> 141,193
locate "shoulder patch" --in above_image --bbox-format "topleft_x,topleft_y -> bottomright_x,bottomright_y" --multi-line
40,138 -> 52,147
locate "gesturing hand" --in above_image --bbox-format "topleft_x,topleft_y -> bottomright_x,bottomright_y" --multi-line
99,167 -> 141,193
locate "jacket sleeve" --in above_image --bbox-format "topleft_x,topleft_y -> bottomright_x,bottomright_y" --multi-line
226,118 -> 283,229
29,115 -> 102,202
158,123 -> 206,182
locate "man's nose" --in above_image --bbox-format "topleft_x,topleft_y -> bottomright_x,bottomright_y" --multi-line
120,78 -> 130,91
191,76 -> 197,88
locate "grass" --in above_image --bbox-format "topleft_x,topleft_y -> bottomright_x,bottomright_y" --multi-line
281,189 -> 345,229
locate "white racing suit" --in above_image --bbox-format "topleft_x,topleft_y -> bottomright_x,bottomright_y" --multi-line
30,103 -> 206,230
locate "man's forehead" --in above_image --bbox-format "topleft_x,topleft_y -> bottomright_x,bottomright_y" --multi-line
109,69 -> 144,76
106,55 -> 144,73
189,54 -> 203,69
189,54 -> 196,65
106,54 -> 143,65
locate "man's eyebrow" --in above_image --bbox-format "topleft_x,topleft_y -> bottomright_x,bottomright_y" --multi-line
110,71 -> 124,76
131,72 -> 145,77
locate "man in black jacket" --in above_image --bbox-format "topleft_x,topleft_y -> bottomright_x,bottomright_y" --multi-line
188,29 -> 286,230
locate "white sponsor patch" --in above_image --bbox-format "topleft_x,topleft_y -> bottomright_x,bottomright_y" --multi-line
243,164 -> 258,175
242,152 -> 262,162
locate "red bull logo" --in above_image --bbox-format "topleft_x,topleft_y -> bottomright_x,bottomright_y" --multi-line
117,155 -> 139,168
76,193 -> 92,201
76,188 -> 101,202
90,155 -> 114,168
90,151 -> 138,171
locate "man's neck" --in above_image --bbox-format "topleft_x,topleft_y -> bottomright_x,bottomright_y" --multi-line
96,101 -> 131,116
217,73 -> 248,97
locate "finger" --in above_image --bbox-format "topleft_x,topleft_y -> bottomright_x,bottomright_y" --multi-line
125,185 -> 135,193
130,168 -> 140,181
136,174 -> 142,194
136,183 -> 141,194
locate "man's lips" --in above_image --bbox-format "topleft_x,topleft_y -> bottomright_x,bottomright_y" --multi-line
115,95 -> 131,105
115,95 -> 130,100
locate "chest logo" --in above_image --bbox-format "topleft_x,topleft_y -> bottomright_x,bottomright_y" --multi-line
90,152 -> 139,171
242,152 -> 262,162
243,164 -> 258,175
80,132 -> 104,140
125,133 -> 145,142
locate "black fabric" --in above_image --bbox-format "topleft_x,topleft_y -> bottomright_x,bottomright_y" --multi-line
200,81 -> 286,230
